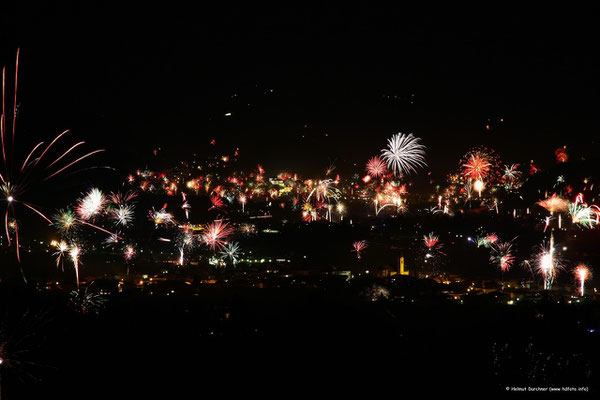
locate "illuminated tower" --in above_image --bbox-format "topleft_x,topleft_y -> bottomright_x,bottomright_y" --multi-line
399,256 -> 409,276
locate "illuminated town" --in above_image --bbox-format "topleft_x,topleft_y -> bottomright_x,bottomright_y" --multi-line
0,4 -> 597,398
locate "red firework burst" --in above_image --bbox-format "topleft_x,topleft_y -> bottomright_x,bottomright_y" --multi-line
208,194 -> 225,211
352,240 -> 368,259
423,233 -> 440,249
365,156 -> 387,178
423,233 -> 446,255
459,147 -> 502,184
202,220 -> 234,251
462,154 -> 491,181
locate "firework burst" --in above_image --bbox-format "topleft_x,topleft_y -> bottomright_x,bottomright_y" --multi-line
458,147 -> 502,194
220,241 -> 242,266
476,233 -> 498,248
176,227 -> 197,266
53,209 -> 79,235
537,194 -> 568,214
502,164 -> 522,189
69,285 -> 107,315
568,202 -> 599,229
0,50 -> 104,263
111,204 -> 135,227
149,205 -> 176,227
124,245 -> 135,261
490,240 -> 517,289
423,233 -> 446,256
490,242 -> 516,273
208,194 -> 226,212
53,240 -> 69,270
380,132 -> 427,176
365,156 -> 387,178
352,240 -> 368,259
202,220 -> 234,252
462,154 -> 492,181
76,188 -> 106,220
239,194 -> 246,213
532,234 -> 562,290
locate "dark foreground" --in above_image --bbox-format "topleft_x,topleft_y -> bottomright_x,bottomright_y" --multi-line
1,281 -> 598,399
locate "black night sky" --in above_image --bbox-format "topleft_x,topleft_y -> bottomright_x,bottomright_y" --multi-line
1,4 -> 598,176
1,4 -> 600,398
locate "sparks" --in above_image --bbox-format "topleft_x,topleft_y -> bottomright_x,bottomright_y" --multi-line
69,244 -> 82,289
574,264 -> 590,296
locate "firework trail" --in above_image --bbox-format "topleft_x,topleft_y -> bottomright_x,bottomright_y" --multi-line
307,179 -> 340,202
574,264 -> 590,296
176,227 -> 197,266
380,133 -> 427,176
239,194 -> 246,213
0,50 -> 104,264
534,233 -> 562,290
69,244 -> 82,289
53,240 -> 69,271
181,192 -> 191,220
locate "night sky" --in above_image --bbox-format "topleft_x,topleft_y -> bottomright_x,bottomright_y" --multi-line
1,7 -> 600,396
1,4 -> 598,176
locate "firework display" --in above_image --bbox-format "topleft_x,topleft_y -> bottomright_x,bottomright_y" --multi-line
0,51 -> 104,265
0,112 -> 593,295
2,8 -> 600,399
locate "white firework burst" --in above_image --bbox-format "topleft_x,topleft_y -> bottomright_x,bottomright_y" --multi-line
76,188 -> 106,220
380,132 -> 427,176
112,204 -> 135,227
220,241 -> 242,265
